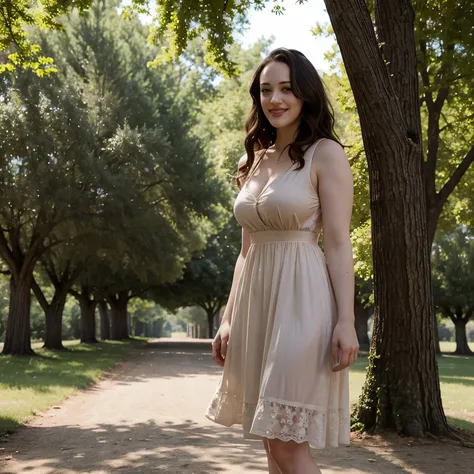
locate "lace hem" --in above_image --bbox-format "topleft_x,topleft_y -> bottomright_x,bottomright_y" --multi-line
206,389 -> 350,449
250,399 -> 350,448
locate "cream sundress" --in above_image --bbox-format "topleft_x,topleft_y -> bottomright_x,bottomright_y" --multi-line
205,139 -> 350,449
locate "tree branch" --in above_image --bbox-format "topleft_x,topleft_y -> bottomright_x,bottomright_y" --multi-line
424,87 -> 449,188
436,144 -> 474,210
418,40 -> 433,108
439,113 -> 474,133
68,288 -> 80,299
0,230 -> 18,280
32,277 -> 50,312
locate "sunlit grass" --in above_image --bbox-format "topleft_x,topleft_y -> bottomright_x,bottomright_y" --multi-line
0,339 -> 144,436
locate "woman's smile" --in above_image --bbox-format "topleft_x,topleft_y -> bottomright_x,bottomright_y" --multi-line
269,108 -> 288,117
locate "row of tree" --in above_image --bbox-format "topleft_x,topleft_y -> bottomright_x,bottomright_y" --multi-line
2,1 -> 473,353
0,1 -> 233,354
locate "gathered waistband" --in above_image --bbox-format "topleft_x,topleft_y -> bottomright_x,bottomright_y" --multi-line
250,230 -> 319,244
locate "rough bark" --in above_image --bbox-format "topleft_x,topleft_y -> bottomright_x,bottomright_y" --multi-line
98,300 -> 110,341
206,308 -> 215,339
43,294 -> 68,350
108,291 -> 130,340
204,299 -> 223,339
324,0 -> 449,436
76,287 -> 98,344
2,274 -> 34,356
453,319 -> 472,355
449,308 -> 474,356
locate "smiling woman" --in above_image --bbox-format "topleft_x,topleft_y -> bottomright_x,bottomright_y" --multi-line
241,48 -> 341,185
206,48 -> 358,474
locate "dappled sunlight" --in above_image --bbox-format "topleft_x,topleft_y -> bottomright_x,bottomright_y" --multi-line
2,340 -> 473,473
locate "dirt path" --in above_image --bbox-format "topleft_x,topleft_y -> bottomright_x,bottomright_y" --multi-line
1,339 -> 473,474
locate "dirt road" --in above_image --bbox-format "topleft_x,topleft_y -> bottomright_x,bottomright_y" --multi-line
1,339 -> 472,473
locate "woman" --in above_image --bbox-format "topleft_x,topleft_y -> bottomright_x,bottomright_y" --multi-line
206,48 -> 359,474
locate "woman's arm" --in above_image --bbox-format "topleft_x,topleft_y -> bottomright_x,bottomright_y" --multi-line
220,227 -> 251,325
313,140 -> 359,371
212,155 -> 251,366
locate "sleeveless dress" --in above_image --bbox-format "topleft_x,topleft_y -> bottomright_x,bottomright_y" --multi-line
205,139 -> 350,449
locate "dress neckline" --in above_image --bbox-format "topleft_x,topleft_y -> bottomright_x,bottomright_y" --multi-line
244,153 -> 296,202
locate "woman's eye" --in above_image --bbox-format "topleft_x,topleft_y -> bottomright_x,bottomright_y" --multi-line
283,87 -> 292,92
261,88 -> 270,93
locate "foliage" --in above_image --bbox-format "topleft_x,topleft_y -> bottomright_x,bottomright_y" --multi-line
154,213 -> 241,336
192,40 -> 271,173
0,0 -> 93,74
0,0 -> 229,352
432,227 -> 474,340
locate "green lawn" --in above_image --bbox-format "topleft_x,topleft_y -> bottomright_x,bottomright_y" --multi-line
0,339 -> 144,436
349,341 -> 474,432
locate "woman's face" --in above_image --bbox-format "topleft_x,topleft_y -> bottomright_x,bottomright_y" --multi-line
259,61 -> 303,130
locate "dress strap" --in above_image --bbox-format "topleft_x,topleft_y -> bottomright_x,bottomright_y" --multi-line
244,150 -> 266,189
304,138 -> 326,168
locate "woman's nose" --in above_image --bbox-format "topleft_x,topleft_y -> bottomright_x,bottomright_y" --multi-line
270,92 -> 282,104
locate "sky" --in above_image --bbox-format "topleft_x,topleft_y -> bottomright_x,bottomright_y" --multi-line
236,0 -> 335,72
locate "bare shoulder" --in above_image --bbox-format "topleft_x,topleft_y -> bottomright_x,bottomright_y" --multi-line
312,139 -> 348,168
238,153 -> 247,170
310,139 -> 352,188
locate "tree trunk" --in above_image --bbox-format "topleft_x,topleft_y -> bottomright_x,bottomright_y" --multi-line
108,291 -> 129,340
43,291 -> 68,350
354,301 -> 370,350
2,274 -> 34,356
78,290 -> 98,344
324,0 -> 449,436
98,300 -> 110,341
453,319 -> 472,355
206,309 -> 215,339
134,318 -> 145,337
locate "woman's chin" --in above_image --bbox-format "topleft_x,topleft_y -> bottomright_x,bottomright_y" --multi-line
267,118 -> 297,130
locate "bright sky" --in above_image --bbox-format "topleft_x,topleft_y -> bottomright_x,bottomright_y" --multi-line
237,0 -> 335,72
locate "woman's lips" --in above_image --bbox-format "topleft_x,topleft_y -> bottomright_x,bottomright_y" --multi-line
270,108 -> 287,117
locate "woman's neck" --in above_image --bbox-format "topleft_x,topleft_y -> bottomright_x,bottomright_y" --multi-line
273,121 -> 299,151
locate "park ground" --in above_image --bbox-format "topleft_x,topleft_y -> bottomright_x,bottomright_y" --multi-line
0,339 -> 473,473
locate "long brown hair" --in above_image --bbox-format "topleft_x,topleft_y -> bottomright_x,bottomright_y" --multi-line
237,48 -> 340,188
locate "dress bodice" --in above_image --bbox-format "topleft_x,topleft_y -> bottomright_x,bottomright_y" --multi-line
234,140 -> 323,235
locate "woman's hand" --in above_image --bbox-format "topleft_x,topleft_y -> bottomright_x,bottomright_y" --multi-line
331,320 -> 359,372
211,319 -> 231,367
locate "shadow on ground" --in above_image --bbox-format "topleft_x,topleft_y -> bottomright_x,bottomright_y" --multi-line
3,419 -> 463,474
1,339 -> 473,474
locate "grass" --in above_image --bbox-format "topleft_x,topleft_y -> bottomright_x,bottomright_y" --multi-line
0,338 -> 144,436
349,340 -> 474,432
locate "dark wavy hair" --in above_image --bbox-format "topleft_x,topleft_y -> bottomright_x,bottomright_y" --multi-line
238,48 -> 341,188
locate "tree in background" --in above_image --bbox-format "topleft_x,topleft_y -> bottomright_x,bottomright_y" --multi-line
0,0 -> 226,353
432,227 -> 474,355
155,217 -> 241,338
0,68 -> 98,355
128,298 -> 168,338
